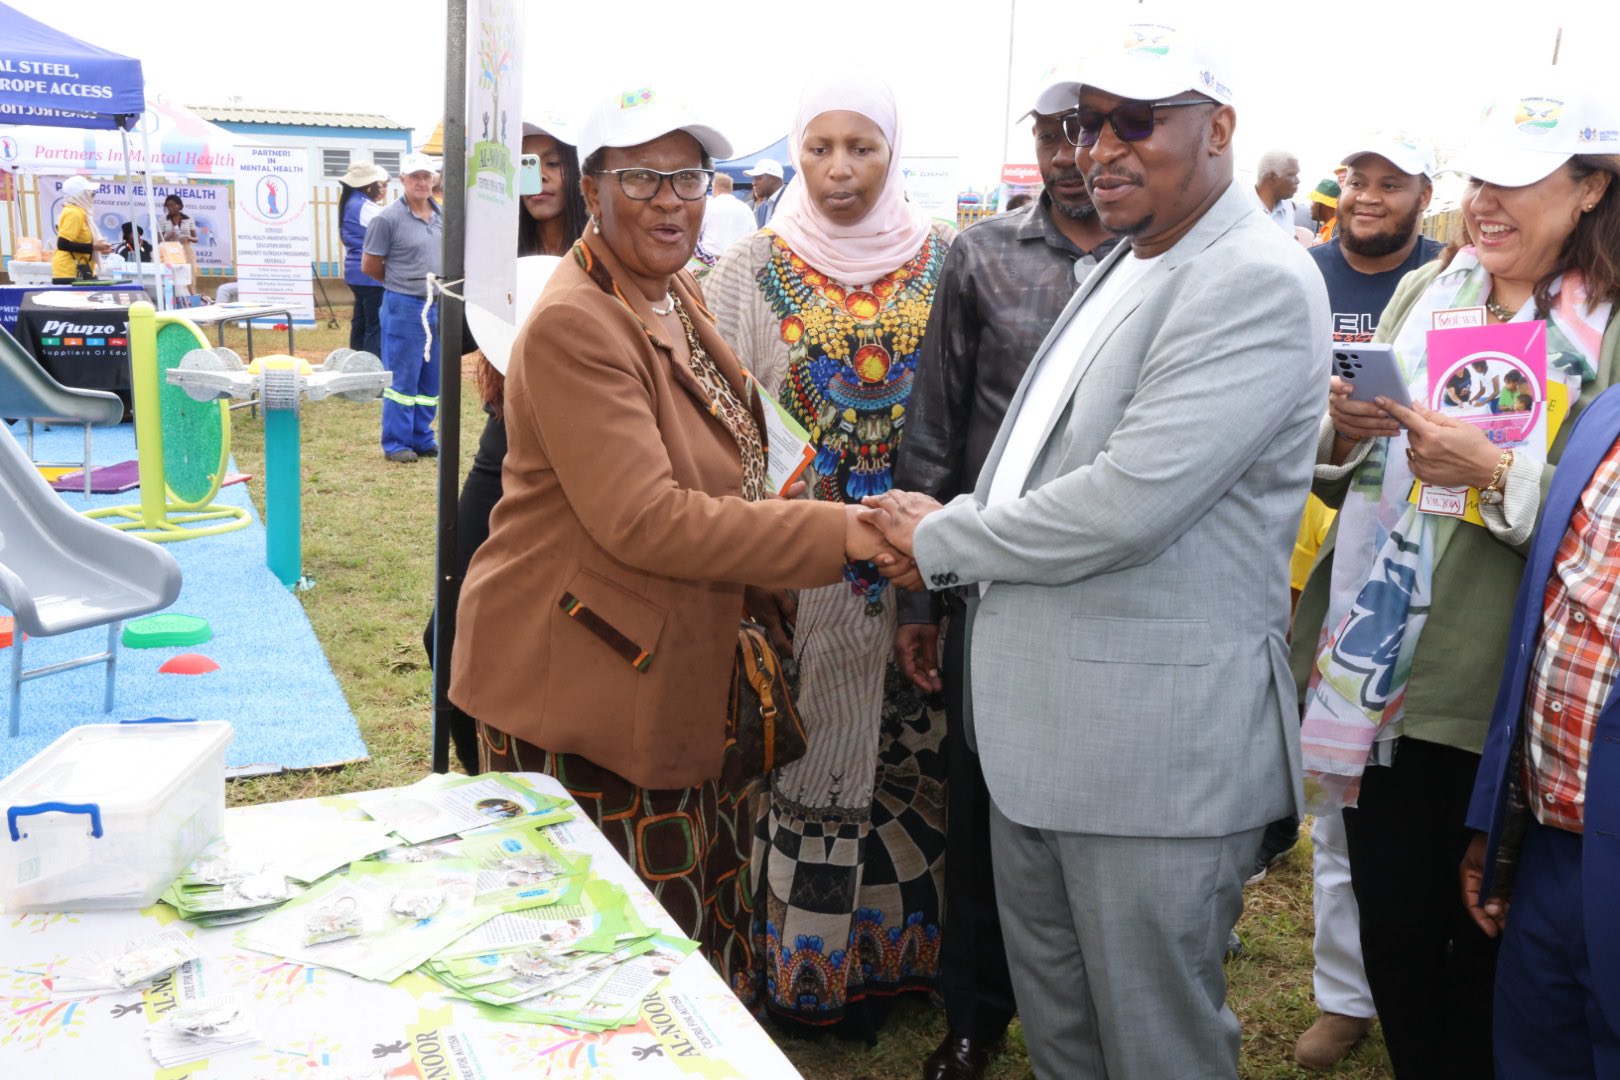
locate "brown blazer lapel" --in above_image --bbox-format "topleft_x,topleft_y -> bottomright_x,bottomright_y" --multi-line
575,236 -> 724,421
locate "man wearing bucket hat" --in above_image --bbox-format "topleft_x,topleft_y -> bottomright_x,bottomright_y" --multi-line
363,151 -> 442,463
859,14 -> 1327,1077
895,62 -> 1118,1080
745,157 -> 785,225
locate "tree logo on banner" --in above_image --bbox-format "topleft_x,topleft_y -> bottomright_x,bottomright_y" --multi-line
254,174 -> 290,220
469,5 -> 517,197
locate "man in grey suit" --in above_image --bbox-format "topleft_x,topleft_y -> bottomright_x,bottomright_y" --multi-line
862,18 -> 1329,1078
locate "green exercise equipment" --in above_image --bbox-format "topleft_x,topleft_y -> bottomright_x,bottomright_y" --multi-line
84,302 -> 250,541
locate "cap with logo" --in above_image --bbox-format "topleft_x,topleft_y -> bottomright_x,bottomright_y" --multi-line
1034,16 -> 1235,117
1447,68 -> 1620,188
399,152 -> 439,178
575,87 -> 732,166
744,158 -> 784,179
1341,130 -> 1437,179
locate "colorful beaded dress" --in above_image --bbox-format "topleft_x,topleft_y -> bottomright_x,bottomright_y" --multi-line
704,222 -> 954,1027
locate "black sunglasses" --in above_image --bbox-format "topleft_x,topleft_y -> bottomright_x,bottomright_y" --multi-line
1062,97 -> 1219,148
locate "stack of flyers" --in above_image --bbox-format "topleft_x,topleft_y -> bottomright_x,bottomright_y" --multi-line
434,879 -> 648,960
51,928 -> 200,997
443,820 -> 591,913
420,879 -> 691,1029
160,815 -> 399,927
449,935 -> 699,1031
236,859 -> 489,983
360,773 -> 575,845
144,993 -> 261,1067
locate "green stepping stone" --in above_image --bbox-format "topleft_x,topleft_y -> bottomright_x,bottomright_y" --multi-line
123,614 -> 214,649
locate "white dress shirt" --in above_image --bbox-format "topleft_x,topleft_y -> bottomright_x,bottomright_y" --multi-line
701,194 -> 758,257
987,250 -> 1163,510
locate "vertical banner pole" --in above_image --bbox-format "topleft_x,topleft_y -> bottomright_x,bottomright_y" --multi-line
431,0 -> 469,774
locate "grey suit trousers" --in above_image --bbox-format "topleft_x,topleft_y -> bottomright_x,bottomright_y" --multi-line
990,801 -> 1263,1079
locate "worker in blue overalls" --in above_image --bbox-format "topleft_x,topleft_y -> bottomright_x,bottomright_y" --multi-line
361,152 -> 442,463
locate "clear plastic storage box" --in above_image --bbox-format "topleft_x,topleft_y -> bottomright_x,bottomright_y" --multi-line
1,720 -> 232,912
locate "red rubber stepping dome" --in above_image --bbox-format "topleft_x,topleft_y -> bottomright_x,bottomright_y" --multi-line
159,653 -> 221,675
0,617 -> 22,649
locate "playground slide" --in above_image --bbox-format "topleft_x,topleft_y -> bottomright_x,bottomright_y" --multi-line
0,422 -> 180,638
0,327 -> 124,427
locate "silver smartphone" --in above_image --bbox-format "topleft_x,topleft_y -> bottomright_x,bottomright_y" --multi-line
1332,343 -> 1412,410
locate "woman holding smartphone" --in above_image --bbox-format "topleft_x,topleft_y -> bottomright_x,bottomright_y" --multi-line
1291,72 -> 1620,1077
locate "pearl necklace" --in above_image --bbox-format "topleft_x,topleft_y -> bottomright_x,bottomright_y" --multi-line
650,293 -> 675,316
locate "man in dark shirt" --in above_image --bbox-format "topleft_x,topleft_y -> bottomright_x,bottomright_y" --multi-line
894,88 -> 1117,1080
1312,134 -> 1445,343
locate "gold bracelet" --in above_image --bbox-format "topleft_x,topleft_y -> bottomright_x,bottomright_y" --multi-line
1484,449 -> 1515,494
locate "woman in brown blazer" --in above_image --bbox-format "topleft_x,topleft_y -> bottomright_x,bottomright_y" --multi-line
450,88 -> 891,999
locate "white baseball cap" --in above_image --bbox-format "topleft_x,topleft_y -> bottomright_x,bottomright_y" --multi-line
62,175 -> 97,196
575,86 -> 732,165
1341,130 -> 1437,179
745,158 -> 784,179
1023,63 -> 1084,120
1447,68 -> 1620,188
400,152 -> 438,177
1035,16 -> 1235,116
522,112 -> 576,148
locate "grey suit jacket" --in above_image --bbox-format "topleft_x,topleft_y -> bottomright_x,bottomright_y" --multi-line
913,181 -> 1329,837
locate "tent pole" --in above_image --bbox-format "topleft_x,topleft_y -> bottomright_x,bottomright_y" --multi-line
430,0 -> 468,775
120,125 -> 145,295
140,120 -> 163,310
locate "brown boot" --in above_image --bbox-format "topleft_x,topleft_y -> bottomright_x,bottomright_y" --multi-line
1293,1012 -> 1374,1069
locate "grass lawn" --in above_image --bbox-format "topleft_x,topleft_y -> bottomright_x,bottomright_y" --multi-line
211,319 -> 1393,1079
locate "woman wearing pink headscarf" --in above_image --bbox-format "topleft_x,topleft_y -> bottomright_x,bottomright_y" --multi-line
705,75 -> 954,1031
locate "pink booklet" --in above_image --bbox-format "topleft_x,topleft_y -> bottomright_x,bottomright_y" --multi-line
1413,321 -> 1551,521
1425,321 -> 1549,450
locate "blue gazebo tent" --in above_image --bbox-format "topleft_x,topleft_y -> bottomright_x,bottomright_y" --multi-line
0,2 -> 145,128
716,136 -> 795,192
0,2 -> 161,298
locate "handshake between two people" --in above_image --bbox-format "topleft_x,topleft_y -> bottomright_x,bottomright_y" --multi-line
838,490 -> 945,593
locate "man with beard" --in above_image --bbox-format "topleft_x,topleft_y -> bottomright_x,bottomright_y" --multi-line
864,15 -> 1328,1073
1287,131 -> 1442,1071
894,79 -> 1116,1080
1312,134 -> 1443,343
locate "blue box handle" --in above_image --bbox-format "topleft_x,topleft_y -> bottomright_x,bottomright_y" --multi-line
119,717 -> 196,725
7,802 -> 104,842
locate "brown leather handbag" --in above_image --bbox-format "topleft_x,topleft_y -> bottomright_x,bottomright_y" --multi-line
722,621 -> 808,790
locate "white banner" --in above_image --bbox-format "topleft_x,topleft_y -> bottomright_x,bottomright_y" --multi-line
36,175 -> 235,271
234,145 -> 314,323
463,0 -> 523,328
900,157 -> 961,226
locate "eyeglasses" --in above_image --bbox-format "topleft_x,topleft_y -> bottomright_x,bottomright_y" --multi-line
1061,98 -> 1219,148
592,167 -> 714,201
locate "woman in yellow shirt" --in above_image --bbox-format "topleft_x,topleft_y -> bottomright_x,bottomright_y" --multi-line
50,176 -> 111,283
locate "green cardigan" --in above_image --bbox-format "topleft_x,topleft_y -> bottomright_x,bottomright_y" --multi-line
1290,261 -> 1620,754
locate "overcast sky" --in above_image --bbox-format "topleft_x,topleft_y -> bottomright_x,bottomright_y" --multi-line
8,0 -> 1616,194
